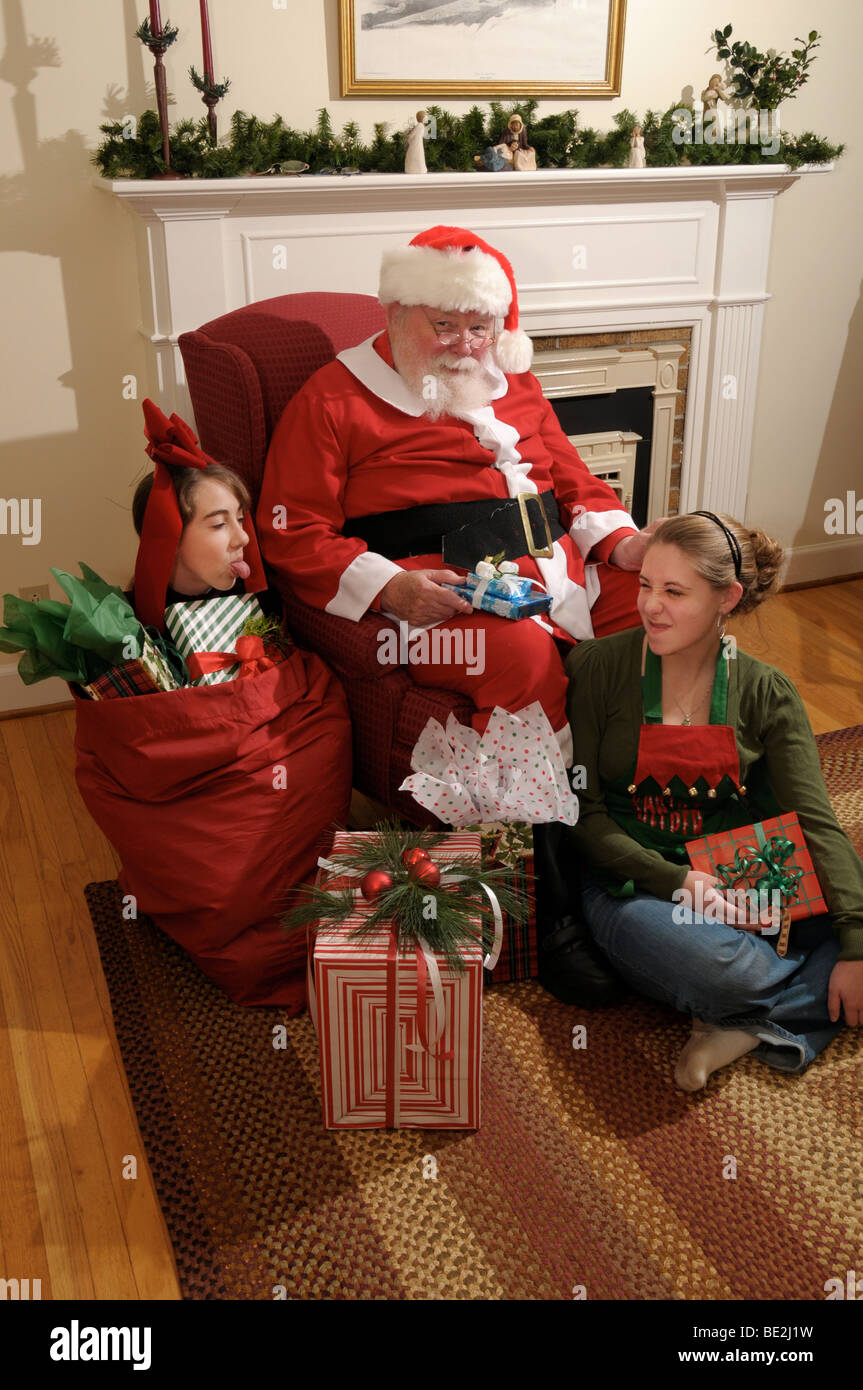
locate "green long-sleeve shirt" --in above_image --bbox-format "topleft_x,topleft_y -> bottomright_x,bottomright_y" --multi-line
565,626 -> 863,960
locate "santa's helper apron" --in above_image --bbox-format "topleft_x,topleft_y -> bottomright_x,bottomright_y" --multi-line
601,641 -> 753,893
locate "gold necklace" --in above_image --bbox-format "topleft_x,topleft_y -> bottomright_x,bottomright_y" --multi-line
669,680 -> 713,725
664,664 -> 716,725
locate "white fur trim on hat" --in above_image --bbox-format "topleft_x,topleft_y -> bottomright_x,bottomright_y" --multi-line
494,328 -> 533,375
379,244 -> 512,317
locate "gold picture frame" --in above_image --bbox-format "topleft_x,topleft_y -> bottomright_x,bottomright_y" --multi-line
339,0 -> 627,98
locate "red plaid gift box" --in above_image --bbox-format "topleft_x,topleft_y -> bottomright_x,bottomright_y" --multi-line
685,813 -> 827,954
78,660 -> 163,700
76,631 -> 181,699
477,822 -> 537,984
311,831 -> 484,1130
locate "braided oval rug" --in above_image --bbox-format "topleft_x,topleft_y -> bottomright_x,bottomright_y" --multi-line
85,726 -> 863,1300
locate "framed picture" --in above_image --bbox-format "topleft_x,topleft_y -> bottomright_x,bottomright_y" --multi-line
339,0 -> 627,97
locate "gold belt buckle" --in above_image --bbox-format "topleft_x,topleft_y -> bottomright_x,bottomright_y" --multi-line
517,492 -> 554,558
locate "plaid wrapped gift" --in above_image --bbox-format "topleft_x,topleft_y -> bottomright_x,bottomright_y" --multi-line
685,813 -> 827,956
165,593 -> 264,686
471,821 -> 537,984
78,632 -> 181,700
312,831 -> 484,1130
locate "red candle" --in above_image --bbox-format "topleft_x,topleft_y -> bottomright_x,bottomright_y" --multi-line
200,0 -> 214,81
149,1 -> 162,38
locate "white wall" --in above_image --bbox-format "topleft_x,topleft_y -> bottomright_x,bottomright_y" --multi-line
1,0 -> 860,706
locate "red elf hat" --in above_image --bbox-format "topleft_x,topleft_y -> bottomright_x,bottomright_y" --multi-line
378,224 -> 533,374
132,398 -> 267,630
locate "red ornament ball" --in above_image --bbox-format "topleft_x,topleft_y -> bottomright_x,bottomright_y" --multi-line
401,847 -> 431,870
408,859 -> 441,889
360,868 -> 394,901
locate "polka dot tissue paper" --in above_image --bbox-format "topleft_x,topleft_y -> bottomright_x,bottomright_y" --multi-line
400,702 -> 579,826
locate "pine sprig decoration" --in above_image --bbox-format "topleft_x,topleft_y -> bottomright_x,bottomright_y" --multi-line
283,821 -> 527,972
241,612 -> 293,657
135,18 -> 179,48
189,65 -> 231,100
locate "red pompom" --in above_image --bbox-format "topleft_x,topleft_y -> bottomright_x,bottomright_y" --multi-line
408,859 -> 441,889
360,869 -> 394,901
401,847 -> 431,870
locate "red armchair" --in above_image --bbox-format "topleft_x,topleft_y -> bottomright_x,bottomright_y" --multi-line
178,291 -> 474,823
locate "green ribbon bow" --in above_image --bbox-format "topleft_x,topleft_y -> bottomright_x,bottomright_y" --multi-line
714,825 -> 804,906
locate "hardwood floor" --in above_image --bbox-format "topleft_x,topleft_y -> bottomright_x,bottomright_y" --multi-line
1,579 -> 861,1301
729,578 -> 863,734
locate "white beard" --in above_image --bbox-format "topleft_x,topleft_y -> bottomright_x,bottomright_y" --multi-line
389,333 -> 498,419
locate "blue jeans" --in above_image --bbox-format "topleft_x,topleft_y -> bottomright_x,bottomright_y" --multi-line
581,879 -> 843,1072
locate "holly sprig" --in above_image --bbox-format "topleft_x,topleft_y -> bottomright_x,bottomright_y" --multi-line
711,24 -> 821,109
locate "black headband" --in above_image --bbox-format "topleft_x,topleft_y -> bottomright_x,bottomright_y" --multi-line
692,511 -> 742,579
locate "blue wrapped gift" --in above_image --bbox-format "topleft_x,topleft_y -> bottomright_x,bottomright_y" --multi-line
444,563 -> 552,620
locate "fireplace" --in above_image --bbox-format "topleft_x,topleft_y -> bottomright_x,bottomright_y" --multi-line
102,163 -> 828,523
532,327 -> 691,523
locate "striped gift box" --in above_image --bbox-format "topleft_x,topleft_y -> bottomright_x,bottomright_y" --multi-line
314,831 -> 483,1130
165,594 -> 264,686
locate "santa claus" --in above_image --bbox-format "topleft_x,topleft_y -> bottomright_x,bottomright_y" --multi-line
257,224 -> 657,764
258,224 -> 658,1005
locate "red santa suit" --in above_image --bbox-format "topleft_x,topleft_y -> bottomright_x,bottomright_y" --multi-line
257,329 -> 640,755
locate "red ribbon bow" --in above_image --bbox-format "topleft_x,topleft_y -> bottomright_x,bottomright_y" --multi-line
133,399 -> 267,632
186,633 -> 275,682
142,397 -> 219,471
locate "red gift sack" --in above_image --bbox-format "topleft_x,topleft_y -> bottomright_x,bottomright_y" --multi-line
74,648 -> 352,1010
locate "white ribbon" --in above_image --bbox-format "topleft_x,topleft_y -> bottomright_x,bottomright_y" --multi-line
470,576 -> 491,609
438,871 -> 504,971
406,934 -> 447,1052
466,565 -> 548,611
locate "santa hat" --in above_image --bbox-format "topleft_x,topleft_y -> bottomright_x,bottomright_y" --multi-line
132,398 -> 267,631
378,225 -> 533,375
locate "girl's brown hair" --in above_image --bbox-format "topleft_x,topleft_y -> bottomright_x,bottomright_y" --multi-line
132,464 -> 251,537
646,513 -> 784,615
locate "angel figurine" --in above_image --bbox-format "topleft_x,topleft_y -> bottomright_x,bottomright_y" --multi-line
629,124 -> 646,169
701,73 -> 729,113
404,109 -> 427,175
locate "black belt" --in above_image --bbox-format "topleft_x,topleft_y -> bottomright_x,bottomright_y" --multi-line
343,490 -> 564,569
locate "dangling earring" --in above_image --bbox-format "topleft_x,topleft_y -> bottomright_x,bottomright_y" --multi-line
717,612 -> 727,641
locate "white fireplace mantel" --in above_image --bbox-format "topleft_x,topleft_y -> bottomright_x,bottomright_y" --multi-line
100,163 -> 830,520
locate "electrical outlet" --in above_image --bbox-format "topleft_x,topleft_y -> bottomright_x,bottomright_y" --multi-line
18,583 -> 50,603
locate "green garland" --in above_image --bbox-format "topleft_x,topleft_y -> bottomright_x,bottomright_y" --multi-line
283,821 -> 527,972
93,101 -> 843,180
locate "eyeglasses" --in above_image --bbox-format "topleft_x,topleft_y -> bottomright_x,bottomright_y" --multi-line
423,311 -> 495,348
